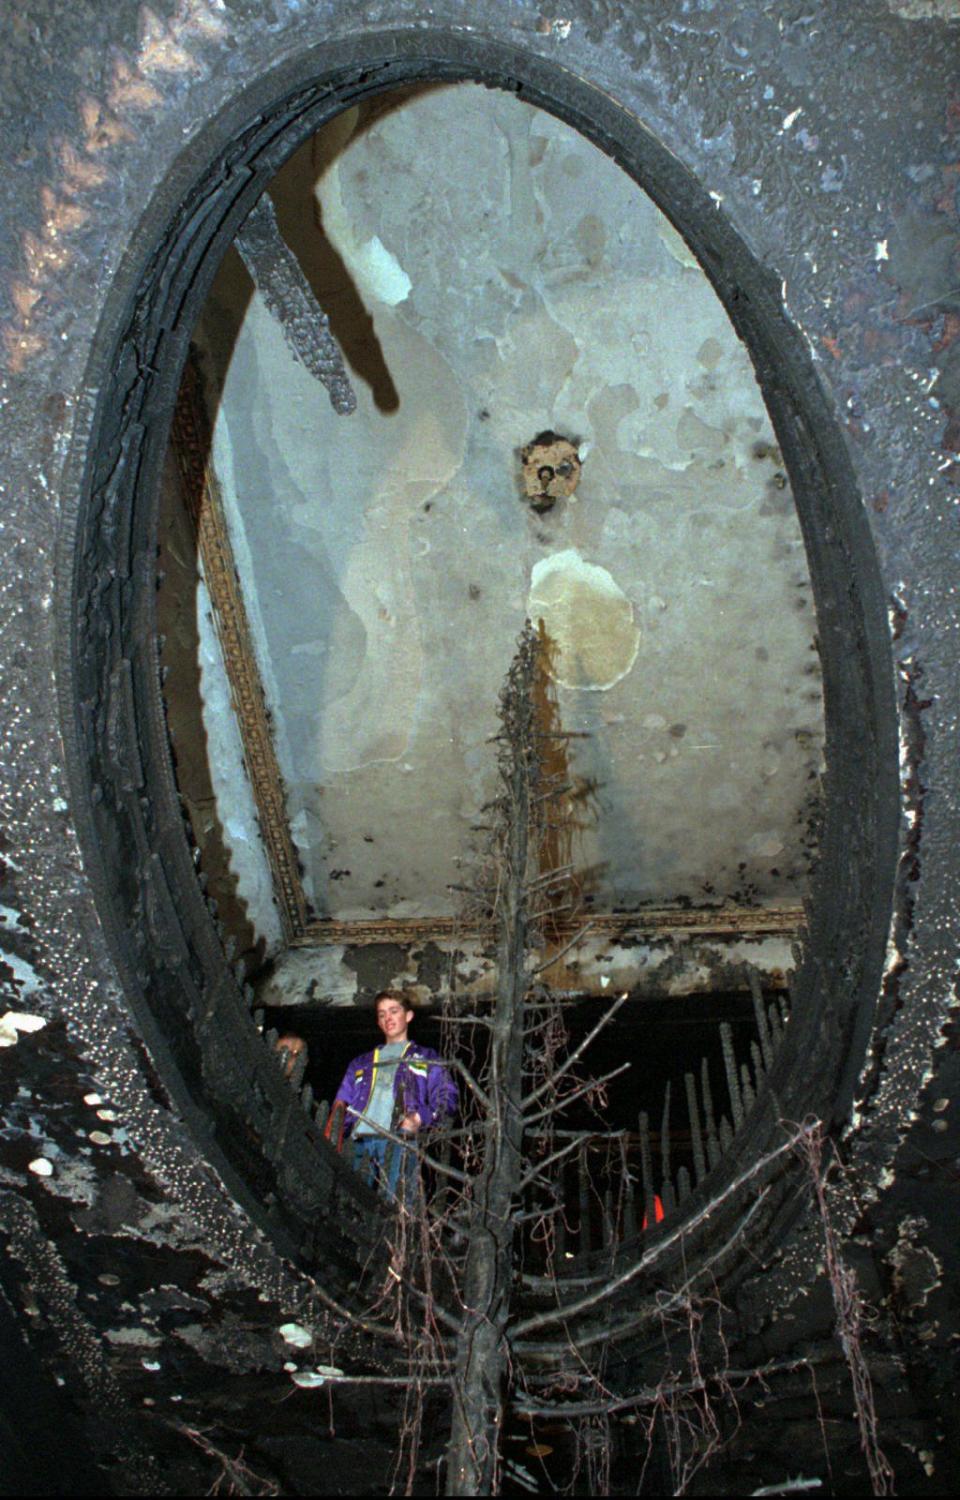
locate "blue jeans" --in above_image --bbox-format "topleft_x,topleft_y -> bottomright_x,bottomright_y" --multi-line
353,1133 -> 419,1201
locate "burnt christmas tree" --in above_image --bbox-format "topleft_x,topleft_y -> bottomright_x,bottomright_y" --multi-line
434,622 -> 626,1494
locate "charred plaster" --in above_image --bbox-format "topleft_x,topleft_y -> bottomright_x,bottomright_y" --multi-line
256,929 -> 796,1010
1,1 -> 959,1494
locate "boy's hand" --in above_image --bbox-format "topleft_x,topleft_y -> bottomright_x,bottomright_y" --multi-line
399,1111 -> 422,1134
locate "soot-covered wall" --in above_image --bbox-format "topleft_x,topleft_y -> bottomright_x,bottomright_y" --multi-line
1,2 -> 959,1494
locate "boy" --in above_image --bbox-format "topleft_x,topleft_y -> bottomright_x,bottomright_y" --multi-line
333,991 -> 457,1196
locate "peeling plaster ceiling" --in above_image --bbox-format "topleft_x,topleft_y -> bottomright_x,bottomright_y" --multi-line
185,83 -> 824,946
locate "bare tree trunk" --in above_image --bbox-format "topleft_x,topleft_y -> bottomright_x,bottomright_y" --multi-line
445,632 -> 538,1496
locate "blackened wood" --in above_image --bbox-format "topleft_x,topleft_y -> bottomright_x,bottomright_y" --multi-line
685,1071 -> 707,1184
721,1022 -> 744,1130
702,1057 -> 721,1171
235,194 -> 357,414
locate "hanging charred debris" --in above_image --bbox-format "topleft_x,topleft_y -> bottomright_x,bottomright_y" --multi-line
234,192 -> 357,415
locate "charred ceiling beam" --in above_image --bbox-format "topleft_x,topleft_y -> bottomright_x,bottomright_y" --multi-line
234,192 -> 357,414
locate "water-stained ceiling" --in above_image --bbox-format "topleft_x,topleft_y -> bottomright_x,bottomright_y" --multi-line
167,83 -> 824,999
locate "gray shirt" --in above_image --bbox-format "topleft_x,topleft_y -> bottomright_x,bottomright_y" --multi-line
353,1041 -> 407,1136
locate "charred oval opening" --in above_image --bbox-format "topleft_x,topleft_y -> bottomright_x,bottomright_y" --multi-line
66,35 -> 898,1323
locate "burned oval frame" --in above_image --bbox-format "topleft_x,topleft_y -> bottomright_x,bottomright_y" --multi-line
59,27 -> 899,1298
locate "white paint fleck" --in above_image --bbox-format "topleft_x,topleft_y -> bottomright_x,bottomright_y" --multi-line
88,1130 -> 113,1146
278,1322 -> 313,1348
353,235 -> 411,306
83,1092 -> 103,1106
875,239 -> 889,261
0,1010 -> 47,1046
782,107 -> 803,130
28,1157 -> 53,1177
5,1011 -> 46,1031
655,215 -> 701,269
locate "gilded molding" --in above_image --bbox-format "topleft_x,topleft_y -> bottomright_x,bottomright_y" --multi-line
172,357 -> 308,942
296,905 -> 803,948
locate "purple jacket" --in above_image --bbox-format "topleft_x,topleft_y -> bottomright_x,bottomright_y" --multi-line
334,1042 -> 458,1137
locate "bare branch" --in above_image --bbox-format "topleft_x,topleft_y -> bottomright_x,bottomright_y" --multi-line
525,863 -> 574,891
518,1135 -> 587,1191
511,1203 -> 563,1225
523,1061 -> 631,1126
166,1421 -> 280,1496
796,1123 -> 895,1495
510,1126 -> 810,1338
401,1278 -> 465,1337
531,921 -> 596,975
516,1191 -> 773,1364
531,729 -> 590,739
294,1373 -> 451,1387
344,1110 -> 469,1185
534,783 -> 573,802
524,993 -> 628,1107
513,1354 -> 829,1419
443,1055 -> 493,1110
